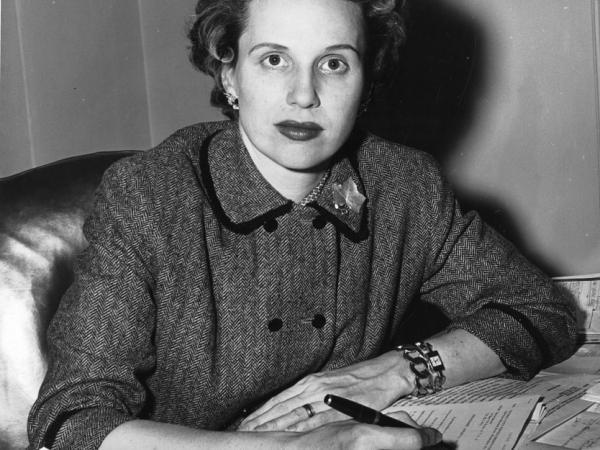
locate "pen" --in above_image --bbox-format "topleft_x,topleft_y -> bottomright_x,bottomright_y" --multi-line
323,394 -> 415,429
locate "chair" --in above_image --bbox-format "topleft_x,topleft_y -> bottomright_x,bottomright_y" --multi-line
0,150 -> 138,449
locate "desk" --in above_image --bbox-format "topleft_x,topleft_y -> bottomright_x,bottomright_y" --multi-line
386,344 -> 600,449
519,344 -> 600,450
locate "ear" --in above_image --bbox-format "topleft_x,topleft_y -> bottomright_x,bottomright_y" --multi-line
221,63 -> 237,97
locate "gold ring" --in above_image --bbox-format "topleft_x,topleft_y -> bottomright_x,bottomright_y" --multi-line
302,403 -> 315,418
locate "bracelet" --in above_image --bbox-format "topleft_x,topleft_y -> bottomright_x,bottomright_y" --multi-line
396,341 -> 446,397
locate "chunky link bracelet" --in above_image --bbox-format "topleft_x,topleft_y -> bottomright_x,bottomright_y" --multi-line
396,341 -> 446,397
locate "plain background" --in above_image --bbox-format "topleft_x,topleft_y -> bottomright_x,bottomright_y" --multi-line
1,0 -> 599,276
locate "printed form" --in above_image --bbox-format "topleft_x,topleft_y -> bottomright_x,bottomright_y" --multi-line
385,374 -> 600,449
386,396 -> 540,449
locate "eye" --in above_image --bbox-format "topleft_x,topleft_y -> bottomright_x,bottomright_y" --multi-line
261,53 -> 289,69
268,54 -> 281,66
318,57 -> 349,74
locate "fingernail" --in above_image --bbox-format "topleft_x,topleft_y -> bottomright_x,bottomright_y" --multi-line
423,428 -> 442,447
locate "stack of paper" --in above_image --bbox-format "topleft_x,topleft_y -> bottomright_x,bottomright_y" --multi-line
533,410 -> 600,448
543,343 -> 600,375
385,395 -> 541,450
553,274 -> 600,343
385,374 -> 600,449
582,381 -> 600,403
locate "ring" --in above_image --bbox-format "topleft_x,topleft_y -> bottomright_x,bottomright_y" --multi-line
302,403 -> 315,418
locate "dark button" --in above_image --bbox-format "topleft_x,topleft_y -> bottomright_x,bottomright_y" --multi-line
268,318 -> 283,332
311,314 -> 326,329
263,219 -> 278,232
312,216 -> 326,229
241,407 -> 250,417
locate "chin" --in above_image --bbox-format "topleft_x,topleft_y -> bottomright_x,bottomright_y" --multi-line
279,148 -> 334,170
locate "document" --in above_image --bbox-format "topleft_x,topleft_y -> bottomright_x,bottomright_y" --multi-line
544,344 -> 600,375
582,381 -> 600,403
385,396 -> 540,450
389,374 -> 599,443
535,411 -> 600,449
553,273 -> 600,342
390,375 -> 597,421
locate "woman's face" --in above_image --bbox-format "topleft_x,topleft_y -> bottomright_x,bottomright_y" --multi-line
223,0 -> 366,172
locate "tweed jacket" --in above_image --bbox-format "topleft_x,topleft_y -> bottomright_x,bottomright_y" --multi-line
28,120 -> 577,449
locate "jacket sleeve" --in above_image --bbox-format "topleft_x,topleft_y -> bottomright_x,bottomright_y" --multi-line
28,157 -> 159,450
416,154 -> 578,380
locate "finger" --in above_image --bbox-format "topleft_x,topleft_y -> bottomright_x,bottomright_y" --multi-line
243,379 -> 314,422
387,410 -> 421,428
385,412 -> 443,449
242,387 -> 329,430
239,398 -> 296,430
241,390 -> 308,428
245,371 -> 334,425
252,404 -> 313,431
254,401 -> 338,432
378,427 -> 435,450
285,408 -> 346,432
419,427 -> 443,448
349,423 -> 438,450
242,399 -> 307,430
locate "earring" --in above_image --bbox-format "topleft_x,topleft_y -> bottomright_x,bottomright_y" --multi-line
225,92 -> 239,110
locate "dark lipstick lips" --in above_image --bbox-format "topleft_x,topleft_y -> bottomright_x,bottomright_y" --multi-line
275,121 -> 324,141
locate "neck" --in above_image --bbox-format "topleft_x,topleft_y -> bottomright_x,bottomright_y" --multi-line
240,126 -> 327,203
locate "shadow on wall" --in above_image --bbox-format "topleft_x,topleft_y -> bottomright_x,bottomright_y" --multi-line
361,0 -> 486,161
360,0 -> 557,275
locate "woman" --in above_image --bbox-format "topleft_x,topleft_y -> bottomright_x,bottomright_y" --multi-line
28,0 -> 577,448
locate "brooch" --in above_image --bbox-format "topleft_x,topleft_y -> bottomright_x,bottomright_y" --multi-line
332,177 -> 366,215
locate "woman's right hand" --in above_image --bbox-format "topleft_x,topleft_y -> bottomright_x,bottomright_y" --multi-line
285,411 -> 442,449
100,414 -> 441,450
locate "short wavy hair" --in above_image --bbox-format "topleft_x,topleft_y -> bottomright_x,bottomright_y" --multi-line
187,0 -> 408,117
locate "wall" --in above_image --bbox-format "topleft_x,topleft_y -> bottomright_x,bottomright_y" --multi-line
363,0 -> 600,275
445,0 -> 600,275
454,0 -> 600,275
0,0 -> 151,176
1,0 -> 35,175
1,0 -> 599,275
137,0 -> 219,144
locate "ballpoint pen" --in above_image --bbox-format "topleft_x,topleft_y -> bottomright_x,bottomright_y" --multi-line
323,394 -> 414,428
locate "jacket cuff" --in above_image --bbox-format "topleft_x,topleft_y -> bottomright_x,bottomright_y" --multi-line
447,306 -> 548,380
34,408 -> 133,450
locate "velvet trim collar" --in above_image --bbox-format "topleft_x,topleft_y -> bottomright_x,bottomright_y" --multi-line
195,121 -> 369,241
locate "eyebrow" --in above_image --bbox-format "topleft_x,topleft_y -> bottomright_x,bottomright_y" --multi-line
249,42 -> 361,57
249,43 -> 288,54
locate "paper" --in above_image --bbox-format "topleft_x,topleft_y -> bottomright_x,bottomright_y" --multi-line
582,381 -> 600,403
535,411 -> 600,449
588,403 -> 600,413
388,377 -> 531,404
531,398 -> 595,441
390,375 -> 596,413
553,274 -> 600,342
390,374 -> 599,441
385,396 -> 540,450
545,344 -> 600,375
512,374 -> 598,439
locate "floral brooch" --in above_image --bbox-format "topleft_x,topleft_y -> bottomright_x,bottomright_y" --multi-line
332,177 -> 366,215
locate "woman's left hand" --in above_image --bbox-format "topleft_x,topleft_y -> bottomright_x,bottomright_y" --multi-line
237,350 -> 416,432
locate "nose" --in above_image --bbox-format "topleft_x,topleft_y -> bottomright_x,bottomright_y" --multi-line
286,69 -> 320,109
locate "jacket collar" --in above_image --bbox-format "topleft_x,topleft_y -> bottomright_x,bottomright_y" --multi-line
196,121 -> 368,241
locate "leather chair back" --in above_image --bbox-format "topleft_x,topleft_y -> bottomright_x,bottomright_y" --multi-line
0,151 -> 138,449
